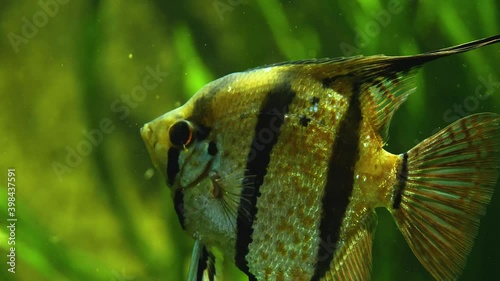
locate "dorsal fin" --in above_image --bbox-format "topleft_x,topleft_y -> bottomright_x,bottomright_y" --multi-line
353,34 -> 500,79
309,35 -> 500,139
355,35 -> 499,138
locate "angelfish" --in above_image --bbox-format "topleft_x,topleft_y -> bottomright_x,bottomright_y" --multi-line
140,35 -> 500,281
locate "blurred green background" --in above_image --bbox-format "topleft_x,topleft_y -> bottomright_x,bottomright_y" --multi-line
1,0 -> 499,280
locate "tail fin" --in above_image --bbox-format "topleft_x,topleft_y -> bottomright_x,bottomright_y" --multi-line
390,113 -> 500,280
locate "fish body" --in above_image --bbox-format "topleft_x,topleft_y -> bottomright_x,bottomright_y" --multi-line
141,36 -> 500,280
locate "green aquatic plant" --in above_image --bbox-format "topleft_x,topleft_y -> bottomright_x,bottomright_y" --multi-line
1,1 -> 498,281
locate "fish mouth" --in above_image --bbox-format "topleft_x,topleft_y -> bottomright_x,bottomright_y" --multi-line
141,123 -> 168,179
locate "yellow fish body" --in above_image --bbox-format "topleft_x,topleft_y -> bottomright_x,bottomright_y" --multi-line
141,36 -> 500,281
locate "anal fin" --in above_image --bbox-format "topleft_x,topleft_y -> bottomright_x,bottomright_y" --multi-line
321,212 -> 377,281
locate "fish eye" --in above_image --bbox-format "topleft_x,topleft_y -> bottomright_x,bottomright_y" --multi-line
169,120 -> 193,148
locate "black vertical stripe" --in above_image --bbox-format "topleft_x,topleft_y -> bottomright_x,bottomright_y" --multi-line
312,82 -> 363,280
173,189 -> 185,229
392,152 -> 409,209
189,75 -> 233,124
166,148 -> 180,186
235,81 -> 296,279
168,147 -> 185,229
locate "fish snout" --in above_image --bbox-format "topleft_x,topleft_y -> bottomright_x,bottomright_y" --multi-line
141,123 -> 154,147
141,122 -> 167,177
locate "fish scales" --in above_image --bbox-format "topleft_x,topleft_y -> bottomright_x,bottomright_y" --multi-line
141,35 -> 500,281
242,75 -> 346,280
